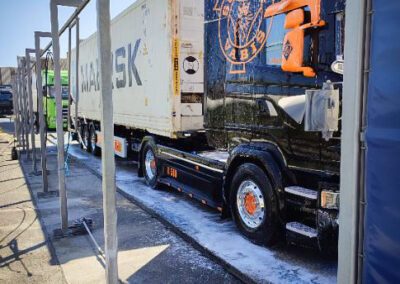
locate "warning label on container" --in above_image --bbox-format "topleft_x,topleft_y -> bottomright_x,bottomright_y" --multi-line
173,38 -> 180,96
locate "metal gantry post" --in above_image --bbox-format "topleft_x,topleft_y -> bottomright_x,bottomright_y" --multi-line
11,76 -> 20,145
75,17 -> 80,133
19,57 -> 31,160
50,0 -> 84,232
16,66 -> 26,154
96,0 -> 119,282
35,32 -> 53,195
68,23 -> 72,131
12,76 -> 20,144
26,49 -> 38,174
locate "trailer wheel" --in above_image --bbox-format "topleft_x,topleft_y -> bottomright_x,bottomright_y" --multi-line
89,125 -> 101,156
82,124 -> 91,152
142,143 -> 159,188
34,115 -> 39,134
230,163 -> 278,246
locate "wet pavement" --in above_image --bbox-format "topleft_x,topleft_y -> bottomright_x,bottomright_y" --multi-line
0,117 -> 240,284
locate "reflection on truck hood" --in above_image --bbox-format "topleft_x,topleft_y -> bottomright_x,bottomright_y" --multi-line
276,95 -> 306,124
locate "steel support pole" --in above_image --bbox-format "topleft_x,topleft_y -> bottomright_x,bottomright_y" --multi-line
11,76 -> 20,144
96,0 -> 118,282
75,17 -> 80,132
41,0 -> 90,59
16,67 -> 25,153
67,25 -> 72,131
17,66 -> 26,153
12,75 -> 20,145
50,0 -> 84,232
338,0 -> 367,283
20,57 -> 31,160
26,49 -> 38,174
35,32 -> 53,195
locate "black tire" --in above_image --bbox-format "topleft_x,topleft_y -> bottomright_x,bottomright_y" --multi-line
229,163 -> 278,246
34,115 -> 40,134
141,142 -> 159,189
89,125 -> 101,156
11,147 -> 18,160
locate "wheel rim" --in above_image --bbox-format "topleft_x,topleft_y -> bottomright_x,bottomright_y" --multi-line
145,149 -> 157,180
236,180 -> 265,229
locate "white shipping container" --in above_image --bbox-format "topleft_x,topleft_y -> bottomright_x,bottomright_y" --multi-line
70,0 -> 204,139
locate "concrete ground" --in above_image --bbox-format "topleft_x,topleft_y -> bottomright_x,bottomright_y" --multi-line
0,117 -> 240,284
0,121 -> 65,283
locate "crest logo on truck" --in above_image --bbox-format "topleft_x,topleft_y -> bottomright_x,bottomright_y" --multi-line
215,0 -> 274,74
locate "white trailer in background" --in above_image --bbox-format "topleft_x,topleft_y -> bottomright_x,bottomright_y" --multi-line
70,0 -> 205,158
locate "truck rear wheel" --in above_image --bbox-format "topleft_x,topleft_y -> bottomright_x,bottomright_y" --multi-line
89,125 -> 101,156
229,163 -> 278,246
82,124 -> 91,152
142,143 -> 159,188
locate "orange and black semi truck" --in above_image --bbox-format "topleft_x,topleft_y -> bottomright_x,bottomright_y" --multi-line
137,0 -> 345,251
72,0 -> 345,251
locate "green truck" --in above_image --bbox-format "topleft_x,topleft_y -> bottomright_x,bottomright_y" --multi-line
33,70 -> 69,130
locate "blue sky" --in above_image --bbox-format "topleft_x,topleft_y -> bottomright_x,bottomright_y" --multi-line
0,0 -> 136,67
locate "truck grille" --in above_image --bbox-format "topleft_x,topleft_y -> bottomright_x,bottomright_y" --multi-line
62,108 -> 68,118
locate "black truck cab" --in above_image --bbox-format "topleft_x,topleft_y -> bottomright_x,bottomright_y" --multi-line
140,0 -> 346,251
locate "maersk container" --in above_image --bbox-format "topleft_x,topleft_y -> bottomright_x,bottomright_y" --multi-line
70,0 -> 205,139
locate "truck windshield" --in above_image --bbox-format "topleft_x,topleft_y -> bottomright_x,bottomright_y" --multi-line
0,91 -> 12,101
265,14 -> 286,66
48,86 -> 69,99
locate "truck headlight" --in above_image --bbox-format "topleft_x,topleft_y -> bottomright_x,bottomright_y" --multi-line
321,191 -> 340,209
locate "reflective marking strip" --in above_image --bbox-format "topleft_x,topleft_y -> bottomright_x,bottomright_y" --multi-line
160,151 -> 224,173
285,186 -> 318,200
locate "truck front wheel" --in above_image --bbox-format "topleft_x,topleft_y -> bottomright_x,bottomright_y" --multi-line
141,143 -> 159,189
230,163 -> 278,246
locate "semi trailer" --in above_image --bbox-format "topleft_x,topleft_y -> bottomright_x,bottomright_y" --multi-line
70,0 -> 345,251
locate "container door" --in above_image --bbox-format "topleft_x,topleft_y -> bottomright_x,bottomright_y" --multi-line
179,0 -> 204,131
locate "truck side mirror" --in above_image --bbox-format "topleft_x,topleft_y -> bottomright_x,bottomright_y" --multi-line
281,9 -> 315,77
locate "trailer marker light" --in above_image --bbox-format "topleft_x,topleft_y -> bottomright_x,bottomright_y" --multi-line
189,193 -> 193,198
201,200 -> 207,205
217,207 -> 223,212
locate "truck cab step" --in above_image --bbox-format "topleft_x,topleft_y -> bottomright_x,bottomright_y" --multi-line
286,222 -> 318,249
285,186 -> 318,200
286,222 -> 317,238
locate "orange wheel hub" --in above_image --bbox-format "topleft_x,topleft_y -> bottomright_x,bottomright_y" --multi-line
150,160 -> 156,169
244,193 -> 257,215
